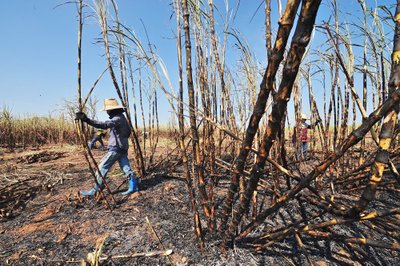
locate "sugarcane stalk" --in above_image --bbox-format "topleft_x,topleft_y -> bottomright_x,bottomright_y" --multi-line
59,250 -> 174,263
75,0 -> 114,207
324,0 -> 339,150
265,0 -> 272,59
173,0 -> 204,249
75,122 -> 115,206
346,4 -> 400,215
220,0 -> 301,232
303,65 -> 326,153
324,23 -> 380,145
239,87 -> 400,239
181,0 -> 211,221
77,0 -> 82,111
255,207 -> 399,251
192,5 -> 216,229
138,66 -> 147,158
222,0 -> 322,248
95,0 -> 145,178
293,82 -> 301,160
127,57 -> 138,130
342,29 -> 354,146
145,216 -> 173,264
304,229 -> 400,251
83,67 -> 109,106
326,57 -> 339,150
295,232 -> 315,266
209,0 -> 236,133
359,0 -> 368,164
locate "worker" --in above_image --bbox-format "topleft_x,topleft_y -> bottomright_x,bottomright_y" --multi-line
89,128 -> 106,150
298,113 -> 321,159
75,98 -> 139,196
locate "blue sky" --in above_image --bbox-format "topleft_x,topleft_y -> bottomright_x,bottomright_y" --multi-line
0,0 -> 395,124
0,0 -> 265,119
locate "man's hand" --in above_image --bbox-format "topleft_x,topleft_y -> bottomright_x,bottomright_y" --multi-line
75,112 -> 88,122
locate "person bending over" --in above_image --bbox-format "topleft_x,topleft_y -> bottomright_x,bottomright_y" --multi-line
89,128 -> 106,150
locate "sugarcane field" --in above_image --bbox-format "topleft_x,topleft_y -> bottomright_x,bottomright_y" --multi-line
1,0 -> 400,265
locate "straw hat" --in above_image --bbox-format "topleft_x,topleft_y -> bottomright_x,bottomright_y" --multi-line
301,113 -> 309,120
102,98 -> 125,111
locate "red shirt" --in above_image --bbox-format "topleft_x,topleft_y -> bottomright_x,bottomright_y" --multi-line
301,121 -> 311,143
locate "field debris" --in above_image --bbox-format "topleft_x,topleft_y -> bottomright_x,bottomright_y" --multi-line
17,151 -> 65,164
0,145 -> 399,265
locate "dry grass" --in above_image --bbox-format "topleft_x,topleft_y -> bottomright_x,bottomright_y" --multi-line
0,108 -> 78,149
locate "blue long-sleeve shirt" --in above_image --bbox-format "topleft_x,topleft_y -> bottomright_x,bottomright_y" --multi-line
86,113 -> 131,153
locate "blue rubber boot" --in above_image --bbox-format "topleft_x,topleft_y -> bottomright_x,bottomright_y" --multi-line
80,182 -> 103,197
80,188 -> 96,196
121,177 -> 139,195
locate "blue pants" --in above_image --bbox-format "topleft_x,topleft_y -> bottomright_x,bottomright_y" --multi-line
296,142 -> 308,159
302,142 -> 308,158
94,151 -> 136,189
89,136 -> 104,150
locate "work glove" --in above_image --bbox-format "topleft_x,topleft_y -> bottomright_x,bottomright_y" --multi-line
75,112 -> 88,122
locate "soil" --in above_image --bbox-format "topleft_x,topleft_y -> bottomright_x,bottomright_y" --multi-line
0,145 -> 399,265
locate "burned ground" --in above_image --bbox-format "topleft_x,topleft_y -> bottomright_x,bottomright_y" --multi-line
0,145 -> 399,265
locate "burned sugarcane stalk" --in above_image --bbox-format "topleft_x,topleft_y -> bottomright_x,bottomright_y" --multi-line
346,4 -> 400,215
95,0 -> 145,178
173,0 -> 204,250
181,0 -> 212,224
75,0 -> 115,207
222,0 -> 322,248
254,207 -> 399,251
238,85 -> 400,240
304,229 -> 400,251
220,0 -> 301,232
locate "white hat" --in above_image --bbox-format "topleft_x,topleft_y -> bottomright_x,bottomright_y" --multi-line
301,113 -> 309,120
102,98 -> 125,111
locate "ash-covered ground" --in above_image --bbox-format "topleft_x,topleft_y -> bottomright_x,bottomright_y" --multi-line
1,145 -> 399,265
